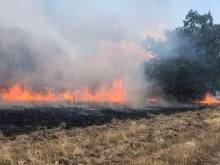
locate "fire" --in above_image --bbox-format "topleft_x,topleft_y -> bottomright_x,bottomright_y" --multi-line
147,97 -> 158,103
194,93 -> 220,104
1,79 -> 127,103
2,85 -> 56,101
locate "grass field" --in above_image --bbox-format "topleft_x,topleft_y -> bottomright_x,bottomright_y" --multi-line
0,105 -> 220,165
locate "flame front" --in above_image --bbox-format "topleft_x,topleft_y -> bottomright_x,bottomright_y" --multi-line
6,81 -> 218,104
1,80 -> 127,103
193,93 -> 220,104
2,85 -> 56,101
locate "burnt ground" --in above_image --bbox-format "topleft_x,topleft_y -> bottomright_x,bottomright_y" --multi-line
0,103 -> 206,136
0,103 -> 220,165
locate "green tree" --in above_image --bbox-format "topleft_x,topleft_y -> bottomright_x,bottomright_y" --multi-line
143,10 -> 220,102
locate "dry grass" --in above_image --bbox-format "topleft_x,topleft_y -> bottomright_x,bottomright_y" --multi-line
0,106 -> 220,165
205,111 -> 220,125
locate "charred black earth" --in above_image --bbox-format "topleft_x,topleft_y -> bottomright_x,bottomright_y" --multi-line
0,103 -> 207,136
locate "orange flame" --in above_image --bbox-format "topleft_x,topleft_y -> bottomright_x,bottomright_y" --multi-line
147,97 -> 158,103
2,85 -> 56,101
1,79 -> 127,103
194,93 -> 220,104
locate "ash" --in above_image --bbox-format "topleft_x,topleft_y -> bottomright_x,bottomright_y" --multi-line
0,101 -> 207,136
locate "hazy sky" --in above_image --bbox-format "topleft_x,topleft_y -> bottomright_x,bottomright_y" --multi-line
46,0 -> 220,30
41,0 -> 220,43
0,0 -> 219,63
1,1 -> 219,44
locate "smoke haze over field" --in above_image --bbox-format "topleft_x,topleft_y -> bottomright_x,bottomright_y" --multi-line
0,0 -> 220,104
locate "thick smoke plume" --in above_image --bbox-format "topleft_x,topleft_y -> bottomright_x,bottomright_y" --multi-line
0,0 -> 173,105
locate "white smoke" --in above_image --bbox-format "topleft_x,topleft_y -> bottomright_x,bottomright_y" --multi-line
0,0 -> 172,105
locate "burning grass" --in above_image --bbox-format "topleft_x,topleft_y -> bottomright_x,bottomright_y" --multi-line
193,93 -> 220,104
0,106 -> 220,164
2,78 -> 220,106
1,79 -> 127,103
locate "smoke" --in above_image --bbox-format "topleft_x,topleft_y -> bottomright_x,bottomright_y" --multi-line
0,0 -> 173,104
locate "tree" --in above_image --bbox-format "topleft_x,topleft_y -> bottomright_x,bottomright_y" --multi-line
143,10 -> 220,102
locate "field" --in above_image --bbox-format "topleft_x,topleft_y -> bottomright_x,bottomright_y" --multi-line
0,104 -> 220,165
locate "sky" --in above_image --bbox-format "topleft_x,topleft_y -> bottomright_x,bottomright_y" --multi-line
1,0 -> 219,51
41,0 -> 220,47
0,0 -> 219,103
46,0 -> 220,32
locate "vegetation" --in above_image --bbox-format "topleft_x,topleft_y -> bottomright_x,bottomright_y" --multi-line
143,10 -> 220,102
0,106 -> 220,164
